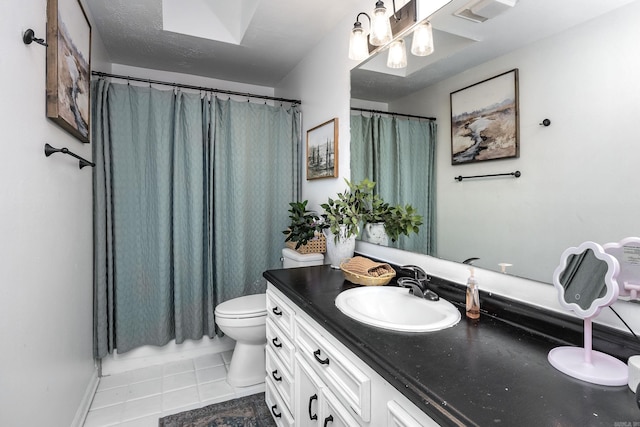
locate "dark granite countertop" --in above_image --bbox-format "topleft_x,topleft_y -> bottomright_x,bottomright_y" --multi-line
264,265 -> 640,427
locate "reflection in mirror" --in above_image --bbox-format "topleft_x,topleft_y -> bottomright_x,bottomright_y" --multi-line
350,0 -> 640,284
350,111 -> 436,254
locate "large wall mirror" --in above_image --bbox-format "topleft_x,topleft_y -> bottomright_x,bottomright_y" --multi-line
350,0 -> 640,284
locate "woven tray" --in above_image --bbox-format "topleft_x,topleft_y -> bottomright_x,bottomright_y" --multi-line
285,232 -> 326,254
340,258 -> 396,286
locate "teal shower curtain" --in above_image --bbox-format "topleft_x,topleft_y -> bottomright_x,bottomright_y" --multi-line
351,114 -> 436,255
92,80 -> 299,358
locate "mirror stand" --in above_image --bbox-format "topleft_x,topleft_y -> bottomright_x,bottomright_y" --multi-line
549,241 -> 628,386
548,318 -> 628,386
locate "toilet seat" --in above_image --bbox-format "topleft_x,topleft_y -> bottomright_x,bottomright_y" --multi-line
215,294 -> 266,319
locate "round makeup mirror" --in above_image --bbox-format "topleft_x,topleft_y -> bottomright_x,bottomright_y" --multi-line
548,241 -> 627,386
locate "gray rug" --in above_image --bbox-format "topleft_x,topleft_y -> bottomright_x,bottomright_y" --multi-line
158,393 -> 276,427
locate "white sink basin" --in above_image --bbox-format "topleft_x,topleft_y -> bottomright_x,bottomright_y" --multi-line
335,286 -> 461,332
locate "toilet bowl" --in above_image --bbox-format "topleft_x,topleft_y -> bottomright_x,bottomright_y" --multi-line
214,249 -> 324,387
215,294 -> 267,387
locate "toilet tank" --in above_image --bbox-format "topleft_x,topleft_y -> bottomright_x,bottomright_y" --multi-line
282,248 -> 324,268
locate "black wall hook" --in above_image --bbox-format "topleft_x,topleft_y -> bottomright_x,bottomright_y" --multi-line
540,118 -> 551,127
23,29 -> 48,47
44,143 -> 95,169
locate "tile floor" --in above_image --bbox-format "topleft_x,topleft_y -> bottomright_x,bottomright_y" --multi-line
83,350 -> 265,427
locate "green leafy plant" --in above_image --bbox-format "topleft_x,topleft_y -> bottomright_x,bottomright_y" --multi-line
382,203 -> 424,242
282,200 -> 326,249
320,179 -> 375,241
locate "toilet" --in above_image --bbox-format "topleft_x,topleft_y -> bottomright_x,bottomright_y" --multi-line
214,248 -> 324,387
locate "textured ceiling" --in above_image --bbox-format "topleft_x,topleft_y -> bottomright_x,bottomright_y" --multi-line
83,0 -> 636,95
84,0 -> 363,87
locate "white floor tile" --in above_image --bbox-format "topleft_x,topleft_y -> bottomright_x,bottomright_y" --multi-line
162,386 -> 200,411
163,370 -> 197,392
163,359 -> 194,376
127,378 -> 162,401
195,365 -> 227,384
121,395 -> 162,422
98,372 -> 133,391
198,379 -> 235,403
91,386 -> 128,409
221,350 -> 234,364
86,352 -> 263,427
234,382 -> 266,398
83,404 -> 123,427
194,353 -> 225,370
117,415 -> 159,427
130,365 -> 163,383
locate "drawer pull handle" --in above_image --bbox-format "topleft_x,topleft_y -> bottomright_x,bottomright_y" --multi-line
272,307 -> 283,316
323,414 -> 334,426
271,404 -> 282,418
308,393 -> 318,420
313,349 -> 330,365
272,370 -> 282,381
272,337 -> 283,348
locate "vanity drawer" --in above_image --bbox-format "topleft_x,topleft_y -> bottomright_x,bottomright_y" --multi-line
266,377 -> 294,427
266,317 -> 295,371
267,287 -> 295,340
266,346 -> 294,414
295,316 -> 371,422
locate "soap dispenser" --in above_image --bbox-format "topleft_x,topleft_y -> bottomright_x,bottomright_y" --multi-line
464,259 -> 480,320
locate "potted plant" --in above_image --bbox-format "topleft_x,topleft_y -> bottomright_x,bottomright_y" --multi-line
382,203 -> 423,242
360,185 -> 424,245
282,200 -> 326,253
320,179 -> 375,267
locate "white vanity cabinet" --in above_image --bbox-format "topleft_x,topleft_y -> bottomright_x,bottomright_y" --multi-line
266,284 -> 439,427
295,354 -> 360,427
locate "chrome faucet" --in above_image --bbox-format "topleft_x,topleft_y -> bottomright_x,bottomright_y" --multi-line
398,265 -> 439,301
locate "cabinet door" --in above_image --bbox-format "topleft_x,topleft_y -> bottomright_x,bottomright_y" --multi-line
295,354 -> 323,427
322,388 -> 361,427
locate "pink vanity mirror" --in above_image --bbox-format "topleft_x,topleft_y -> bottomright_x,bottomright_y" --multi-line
549,241 -> 628,386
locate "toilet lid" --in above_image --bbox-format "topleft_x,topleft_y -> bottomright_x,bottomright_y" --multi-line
215,293 -> 267,318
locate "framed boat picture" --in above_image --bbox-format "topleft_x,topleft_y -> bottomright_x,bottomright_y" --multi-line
307,118 -> 338,180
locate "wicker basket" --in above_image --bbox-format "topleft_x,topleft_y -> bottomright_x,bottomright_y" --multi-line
340,259 -> 396,286
285,232 -> 326,254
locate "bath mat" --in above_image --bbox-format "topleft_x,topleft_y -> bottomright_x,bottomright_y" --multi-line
158,392 -> 276,427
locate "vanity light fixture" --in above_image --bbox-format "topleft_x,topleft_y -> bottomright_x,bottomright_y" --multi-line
349,13 -> 372,60
369,1 -> 394,46
348,0 -> 435,69
387,39 -> 408,68
410,21 -> 434,56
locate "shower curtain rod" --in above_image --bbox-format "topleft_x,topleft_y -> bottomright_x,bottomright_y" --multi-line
351,107 -> 435,121
91,71 -> 301,105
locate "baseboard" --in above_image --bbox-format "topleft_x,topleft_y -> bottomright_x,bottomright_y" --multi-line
101,336 -> 235,376
71,367 -> 99,427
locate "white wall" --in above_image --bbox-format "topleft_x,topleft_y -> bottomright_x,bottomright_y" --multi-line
0,0 -> 103,425
390,2 -> 640,284
275,10 -> 361,213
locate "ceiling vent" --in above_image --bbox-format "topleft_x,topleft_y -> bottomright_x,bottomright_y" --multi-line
454,0 -> 518,23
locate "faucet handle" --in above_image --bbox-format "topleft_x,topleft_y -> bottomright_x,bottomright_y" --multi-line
401,265 -> 428,282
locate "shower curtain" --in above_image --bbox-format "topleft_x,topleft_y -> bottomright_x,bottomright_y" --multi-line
92,80 -> 300,358
350,114 -> 436,255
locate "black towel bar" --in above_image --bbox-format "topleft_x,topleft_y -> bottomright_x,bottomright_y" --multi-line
455,171 -> 521,182
44,144 -> 95,169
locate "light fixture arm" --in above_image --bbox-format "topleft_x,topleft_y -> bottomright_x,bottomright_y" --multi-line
354,12 -> 371,31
